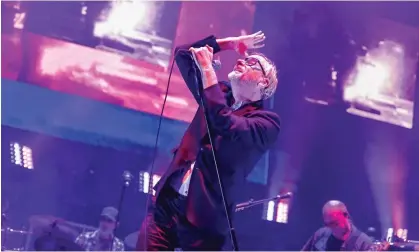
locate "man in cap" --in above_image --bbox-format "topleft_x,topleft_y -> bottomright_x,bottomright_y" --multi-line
75,206 -> 124,251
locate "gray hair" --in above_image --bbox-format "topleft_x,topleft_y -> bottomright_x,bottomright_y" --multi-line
251,52 -> 278,99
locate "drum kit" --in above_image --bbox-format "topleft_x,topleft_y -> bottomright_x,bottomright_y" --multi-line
1,227 -> 29,251
2,214 -> 142,251
2,214 -> 141,251
1,214 -> 83,251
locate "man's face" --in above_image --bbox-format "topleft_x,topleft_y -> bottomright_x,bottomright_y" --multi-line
98,216 -> 116,235
323,210 -> 350,237
228,55 -> 268,101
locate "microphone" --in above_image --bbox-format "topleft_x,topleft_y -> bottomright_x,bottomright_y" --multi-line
212,59 -> 221,71
235,192 -> 293,210
275,192 -> 293,200
122,171 -> 133,187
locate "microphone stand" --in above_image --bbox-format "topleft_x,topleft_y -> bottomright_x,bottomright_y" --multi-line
2,213 -> 7,251
235,193 -> 292,212
111,171 -> 132,251
193,64 -> 239,251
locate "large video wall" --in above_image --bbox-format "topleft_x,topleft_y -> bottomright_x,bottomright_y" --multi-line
2,1 -> 256,122
1,1 -> 270,185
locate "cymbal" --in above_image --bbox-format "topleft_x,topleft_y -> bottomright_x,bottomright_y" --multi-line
29,215 -> 64,227
34,235 -> 83,251
124,231 -> 139,249
29,215 -> 78,239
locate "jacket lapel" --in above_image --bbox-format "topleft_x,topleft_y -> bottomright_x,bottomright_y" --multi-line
174,83 -> 263,164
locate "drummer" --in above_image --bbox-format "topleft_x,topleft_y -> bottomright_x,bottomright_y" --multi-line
75,206 -> 124,251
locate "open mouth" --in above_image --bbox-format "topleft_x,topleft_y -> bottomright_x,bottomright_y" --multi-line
233,65 -> 245,72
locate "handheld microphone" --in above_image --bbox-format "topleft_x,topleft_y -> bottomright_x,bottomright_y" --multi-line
122,171 -> 133,187
212,59 -> 221,71
178,48 -> 221,71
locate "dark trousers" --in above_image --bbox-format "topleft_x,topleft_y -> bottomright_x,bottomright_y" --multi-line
137,186 -> 226,251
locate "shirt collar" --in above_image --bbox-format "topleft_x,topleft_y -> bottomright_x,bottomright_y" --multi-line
231,99 -> 263,111
93,230 -> 114,241
231,101 -> 247,111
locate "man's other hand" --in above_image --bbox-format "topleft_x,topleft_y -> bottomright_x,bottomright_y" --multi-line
189,45 -> 214,72
189,45 -> 218,88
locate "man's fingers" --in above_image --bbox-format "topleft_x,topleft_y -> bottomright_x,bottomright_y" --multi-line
255,33 -> 265,40
255,32 -> 265,38
254,36 -> 266,44
190,46 -> 213,55
205,45 -> 214,54
252,31 -> 264,39
189,47 -> 199,63
189,46 -> 213,66
252,44 -> 265,49
189,47 -> 196,55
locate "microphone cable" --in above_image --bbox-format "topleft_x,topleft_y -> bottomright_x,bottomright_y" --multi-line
142,52 -> 177,250
191,58 -> 239,251
142,48 -> 235,250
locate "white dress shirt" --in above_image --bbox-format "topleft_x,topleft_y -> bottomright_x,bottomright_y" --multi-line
177,162 -> 195,196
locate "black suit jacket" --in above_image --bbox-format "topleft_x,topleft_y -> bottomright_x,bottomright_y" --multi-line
154,35 -> 280,234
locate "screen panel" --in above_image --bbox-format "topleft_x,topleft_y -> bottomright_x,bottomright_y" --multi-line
343,17 -> 419,129
1,1 -> 256,123
2,1 -> 269,185
298,9 -> 419,129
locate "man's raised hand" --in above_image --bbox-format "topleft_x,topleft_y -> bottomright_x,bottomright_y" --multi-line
218,31 -> 266,56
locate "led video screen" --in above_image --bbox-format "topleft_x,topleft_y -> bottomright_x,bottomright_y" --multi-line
300,13 -> 418,129
2,1 -> 269,185
343,17 -> 418,129
1,1 -> 256,123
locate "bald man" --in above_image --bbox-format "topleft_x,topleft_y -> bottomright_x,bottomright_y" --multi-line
302,200 -> 374,251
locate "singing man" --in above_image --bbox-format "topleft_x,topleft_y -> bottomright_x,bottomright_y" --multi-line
138,31 -> 280,250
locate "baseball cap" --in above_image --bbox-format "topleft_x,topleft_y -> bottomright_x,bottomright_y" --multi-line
100,206 -> 118,222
